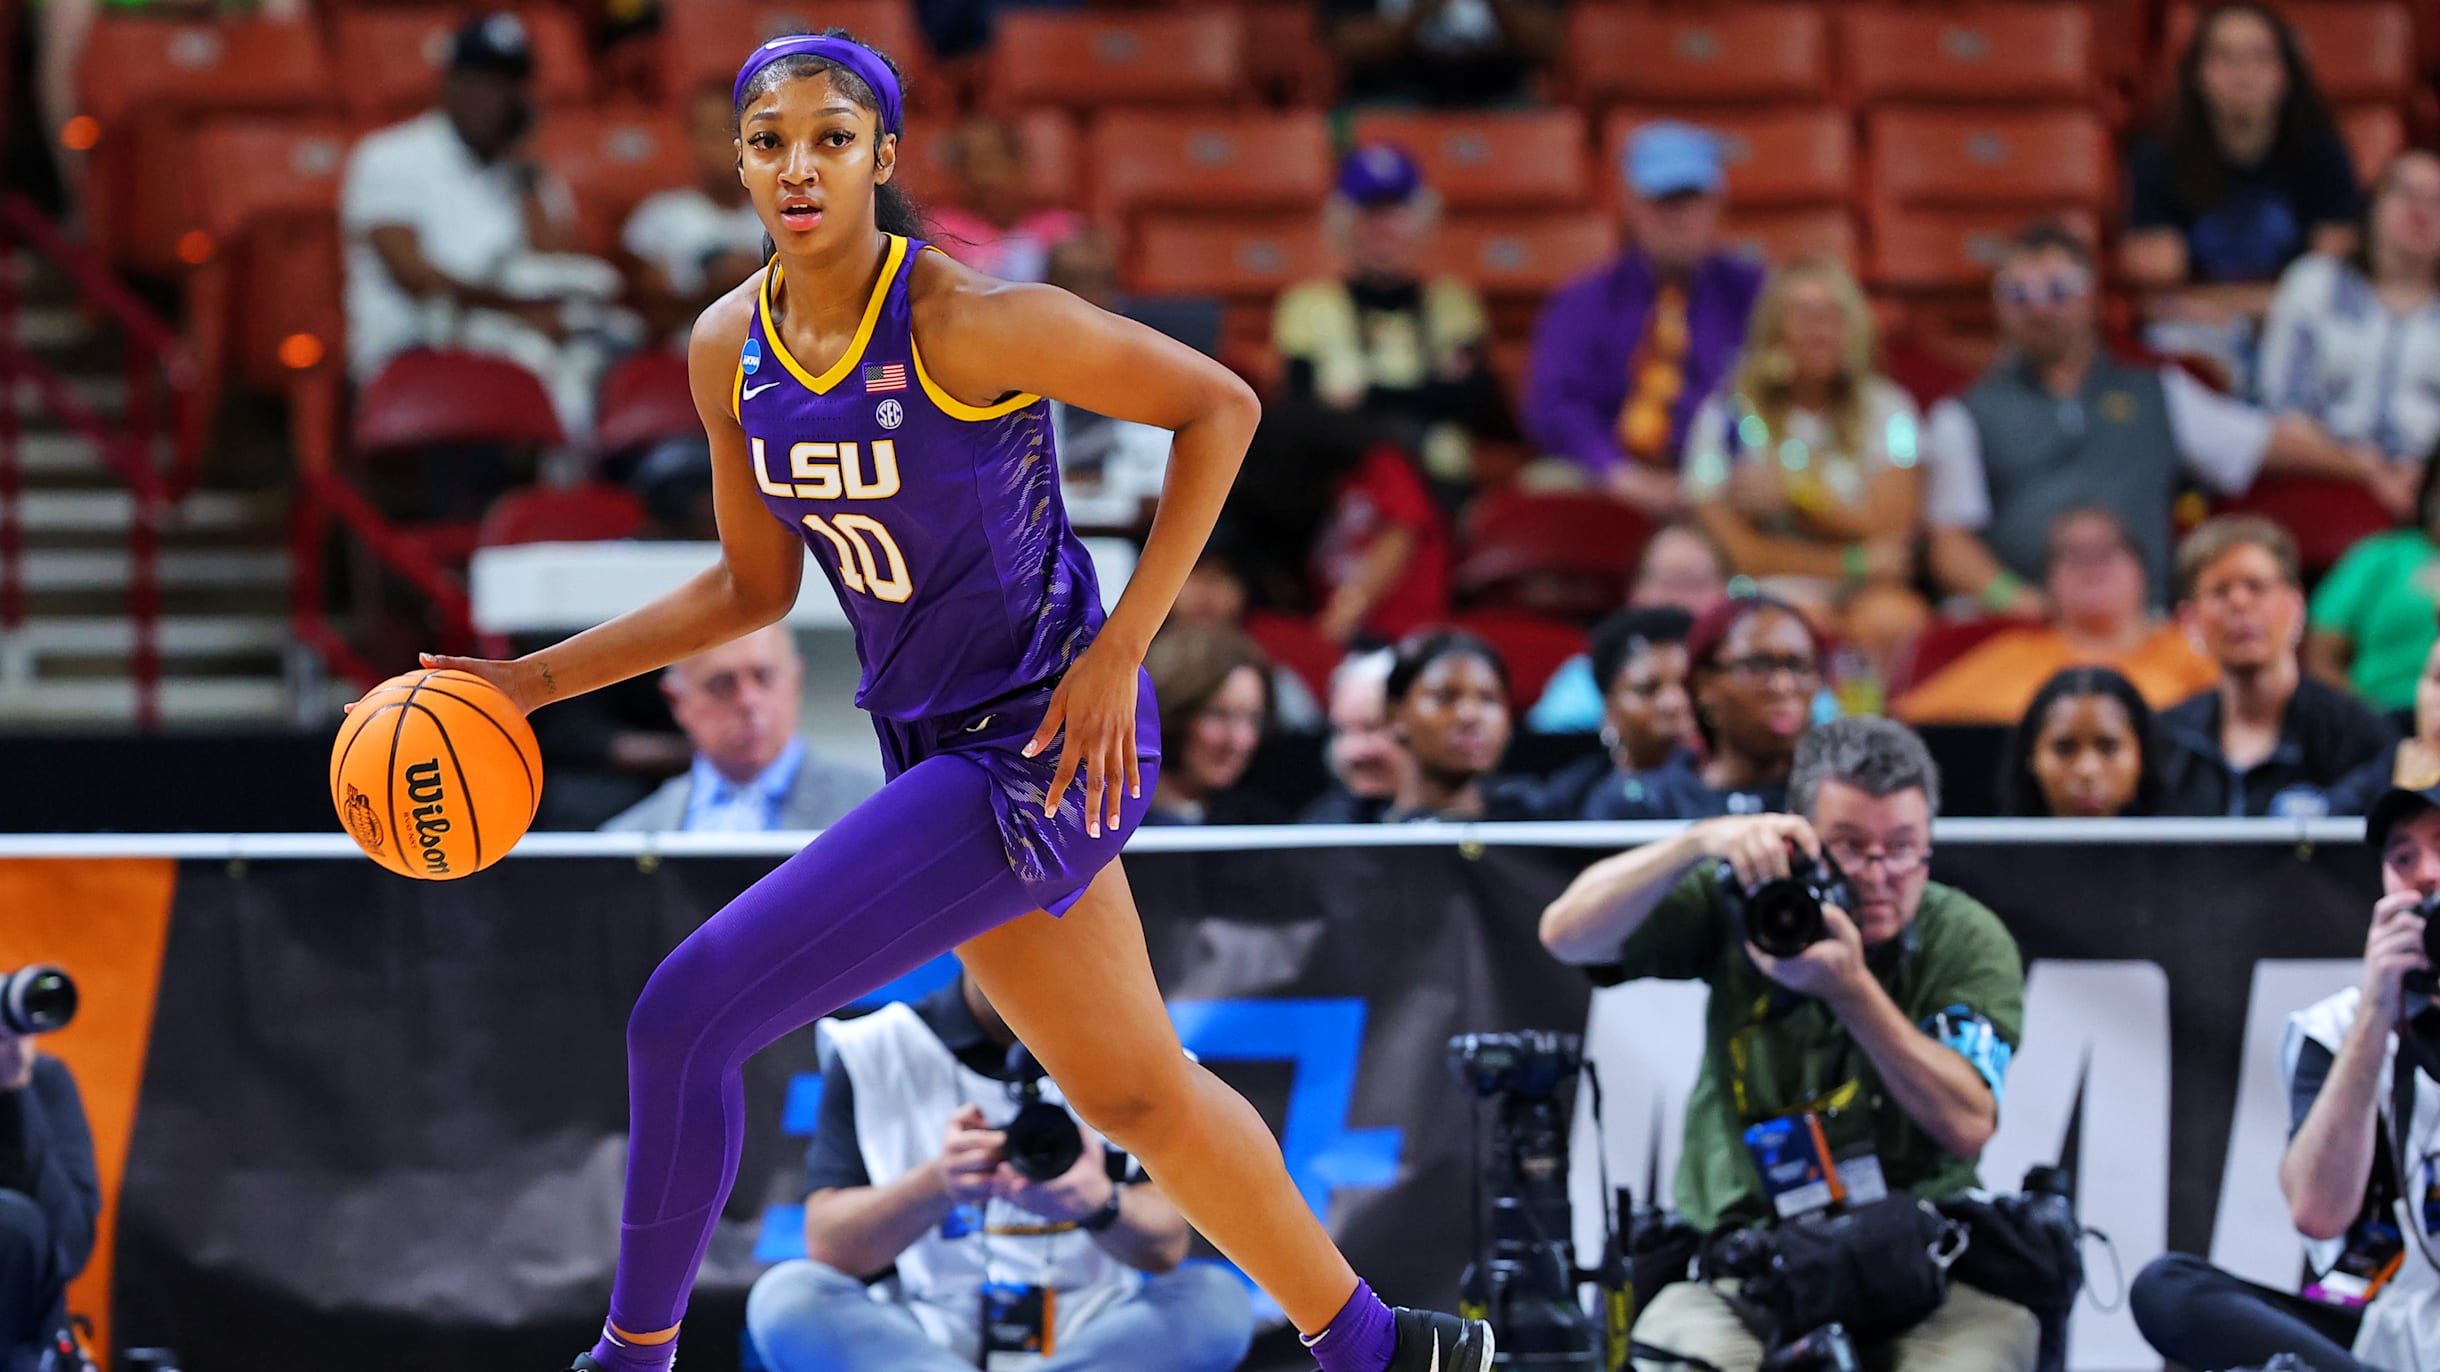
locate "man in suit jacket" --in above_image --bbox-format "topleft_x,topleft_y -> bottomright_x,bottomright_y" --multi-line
602,624 -> 881,833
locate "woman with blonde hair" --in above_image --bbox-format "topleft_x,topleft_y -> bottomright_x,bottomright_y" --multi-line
1682,258 -> 1929,677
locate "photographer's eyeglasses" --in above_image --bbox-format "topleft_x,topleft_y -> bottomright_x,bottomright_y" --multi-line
1718,654 -> 1821,686
1995,271 -> 2092,308
1826,841 -> 1930,878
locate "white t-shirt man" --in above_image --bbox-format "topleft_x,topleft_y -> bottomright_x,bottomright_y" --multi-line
622,191 -> 764,296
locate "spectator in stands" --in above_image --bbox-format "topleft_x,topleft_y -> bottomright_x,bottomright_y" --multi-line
622,83 -> 768,346
0,1021 -> 98,1372
2259,151 -> 2440,465
2156,517 -> 2393,817
2127,782 -> 2440,1372
1142,624 -> 1285,826
928,114 -> 1082,284
2310,448 -> 2440,716
1542,718 -> 2035,1372
1308,442 -> 1451,646
1534,606 -> 1696,820
601,625 -> 881,832
1526,124 -> 1765,518
1924,223 -> 2402,614
2002,666 -> 2162,818
1381,628 -> 1532,822
1274,145 -> 1509,486
1527,521 -> 1731,733
745,968 -> 1254,1372
1683,259 -> 1928,678
340,13 -> 633,438
2329,637 -> 2440,814
1896,506 -> 2218,726
1044,231 -> 1171,535
1321,0 -> 1562,108
1590,595 -> 1819,820
1303,649 -> 1408,824
2122,1 -> 2361,385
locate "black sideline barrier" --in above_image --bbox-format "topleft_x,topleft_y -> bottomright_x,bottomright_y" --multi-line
0,819 -> 2384,1372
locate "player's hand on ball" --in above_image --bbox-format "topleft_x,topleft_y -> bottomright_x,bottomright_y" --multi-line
1024,637 -> 1140,840
414,652 -> 546,715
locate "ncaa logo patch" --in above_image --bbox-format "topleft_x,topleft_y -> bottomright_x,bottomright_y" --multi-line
875,398 -> 904,430
741,338 -> 762,375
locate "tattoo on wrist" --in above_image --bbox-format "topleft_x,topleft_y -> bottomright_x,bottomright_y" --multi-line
538,661 -> 558,696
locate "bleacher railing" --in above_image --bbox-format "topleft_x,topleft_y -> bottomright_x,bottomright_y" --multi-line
0,194 -> 204,729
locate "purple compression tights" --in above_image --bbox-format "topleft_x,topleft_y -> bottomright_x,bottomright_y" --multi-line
604,677 -> 1157,1340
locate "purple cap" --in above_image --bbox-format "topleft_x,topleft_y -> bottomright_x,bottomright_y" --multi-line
733,34 -> 903,134
1624,121 -> 1722,198
1337,144 -> 1423,208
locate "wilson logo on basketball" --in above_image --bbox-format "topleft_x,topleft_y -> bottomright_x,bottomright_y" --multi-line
404,759 -> 453,876
341,784 -> 383,852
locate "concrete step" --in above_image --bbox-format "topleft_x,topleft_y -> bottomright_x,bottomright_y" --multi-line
9,614 -> 293,658
18,546 -> 290,592
0,676 -> 300,725
8,432 -> 106,478
12,489 -> 276,536
10,374 -> 130,420
11,306 -> 88,351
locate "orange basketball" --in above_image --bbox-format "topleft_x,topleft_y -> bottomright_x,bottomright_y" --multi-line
330,669 -> 543,879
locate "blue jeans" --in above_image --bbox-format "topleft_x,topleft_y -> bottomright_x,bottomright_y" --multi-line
746,1258 -> 1255,1372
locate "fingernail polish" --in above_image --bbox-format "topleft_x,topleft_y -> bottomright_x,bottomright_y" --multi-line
1088,824 -> 1100,838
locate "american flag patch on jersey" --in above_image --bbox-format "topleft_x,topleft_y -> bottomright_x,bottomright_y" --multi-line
864,362 -> 907,393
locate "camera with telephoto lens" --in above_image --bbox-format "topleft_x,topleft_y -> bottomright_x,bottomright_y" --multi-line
0,966 -> 76,1036
2412,893 -> 2440,993
1448,1031 -> 1602,1369
1717,847 -> 1858,960
1000,1045 -> 1084,1183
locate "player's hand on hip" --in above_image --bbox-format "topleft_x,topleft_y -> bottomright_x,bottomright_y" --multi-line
1023,639 -> 1141,839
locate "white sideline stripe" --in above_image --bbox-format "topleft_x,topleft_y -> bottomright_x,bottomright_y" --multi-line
0,817 -> 2371,860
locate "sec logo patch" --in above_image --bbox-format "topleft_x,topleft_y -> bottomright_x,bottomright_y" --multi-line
876,398 -> 904,430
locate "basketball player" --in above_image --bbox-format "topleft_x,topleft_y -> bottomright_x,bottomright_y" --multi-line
411,33 -> 1492,1372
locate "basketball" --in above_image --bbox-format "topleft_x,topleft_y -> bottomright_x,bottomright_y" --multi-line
330,669 -> 543,879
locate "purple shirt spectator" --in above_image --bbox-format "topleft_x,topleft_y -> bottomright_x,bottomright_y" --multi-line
1524,249 -> 1763,477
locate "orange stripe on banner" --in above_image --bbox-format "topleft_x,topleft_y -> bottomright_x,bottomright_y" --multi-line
0,858 -> 177,1364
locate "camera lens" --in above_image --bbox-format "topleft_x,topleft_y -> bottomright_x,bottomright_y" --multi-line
1745,880 -> 1827,960
1001,1100 -> 1083,1182
0,967 -> 75,1036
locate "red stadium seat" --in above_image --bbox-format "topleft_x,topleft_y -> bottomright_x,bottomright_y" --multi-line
1241,1 -> 1336,107
1452,610 -> 1590,709
1347,109 -> 1592,210
477,484 -> 648,547
1127,216 -> 1330,298
592,350 -> 699,456
1605,108 -> 1852,209
1867,109 -> 2114,210
986,11 -> 1247,110
1435,214 -> 1621,297
908,109 -> 1081,212
1842,5 -> 2096,105
1868,206 -> 2102,290
2341,103 -> 2407,182
75,16 -> 333,273
332,7 -> 590,124
529,106 -> 694,259
1454,491 -> 1652,620
1088,111 -> 1332,218
1566,3 -> 1830,106
2212,475 -> 2396,577
2163,2 -> 2415,103
1243,610 -> 1346,702
662,0 -> 930,105
356,350 -> 566,454
1721,207 -> 1859,273
185,119 -> 351,399
1886,616 -> 2017,699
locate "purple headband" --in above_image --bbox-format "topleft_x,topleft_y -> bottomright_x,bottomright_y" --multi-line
733,34 -> 902,134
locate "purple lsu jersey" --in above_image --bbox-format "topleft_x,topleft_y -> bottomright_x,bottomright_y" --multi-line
733,236 -> 1105,721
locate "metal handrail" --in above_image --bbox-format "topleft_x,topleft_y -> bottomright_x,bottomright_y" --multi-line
0,194 -> 203,728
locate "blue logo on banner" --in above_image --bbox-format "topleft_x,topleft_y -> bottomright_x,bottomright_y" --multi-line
741,337 -> 762,375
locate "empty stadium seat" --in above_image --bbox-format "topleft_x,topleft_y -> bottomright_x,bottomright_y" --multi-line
185,120 -> 350,399
986,11 -> 1247,110
1127,216 -> 1330,298
477,484 -> 648,547
2212,475 -> 2395,577
1566,3 -> 1830,106
1088,111 -> 1331,218
333,7 -> 589,124
662,0 -> 929,104
1243,610 -> 1346,702
530,106 -> 693,259
1452,610 -> 1590,709
2341,103 -> 2407,181
1347,109 -> 1592,210
2163,1 -> 2415,103
1867,109 -> 2114,210
909,109 -> 1081,212
1241,1 -> 1336,107
1868,206 -> 2102,290
1455,491 -> 1651,620
1436,214 -> 1621,297
75,16 -> 334,272
592,350 -> 698,457
1842,5 -> 2096,105
1720,207 -> 1859,272
1887,616 -> 2016,699
356,350 -> 566,454
1604,108 -> 1851,208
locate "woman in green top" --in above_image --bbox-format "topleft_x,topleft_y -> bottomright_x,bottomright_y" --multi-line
2305,449 -> 2440,713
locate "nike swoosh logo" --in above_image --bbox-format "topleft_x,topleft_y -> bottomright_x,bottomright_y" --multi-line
741,381 -> 781,400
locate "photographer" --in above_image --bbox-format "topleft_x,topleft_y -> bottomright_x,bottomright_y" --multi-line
0,1017 -> 98,1372
743,969 -> 1253,1372
1540,717 -> 2035,1371
2129,782 -> 2440,1372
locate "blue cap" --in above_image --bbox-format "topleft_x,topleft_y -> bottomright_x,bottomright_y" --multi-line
1337,144 -> 1423,208
1624,122 -> 1722,199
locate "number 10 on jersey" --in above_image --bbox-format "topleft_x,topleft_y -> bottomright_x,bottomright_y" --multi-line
749,436 -> 914,603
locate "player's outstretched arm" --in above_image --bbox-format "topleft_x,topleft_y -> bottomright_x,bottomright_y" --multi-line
413,279 -> 807,715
